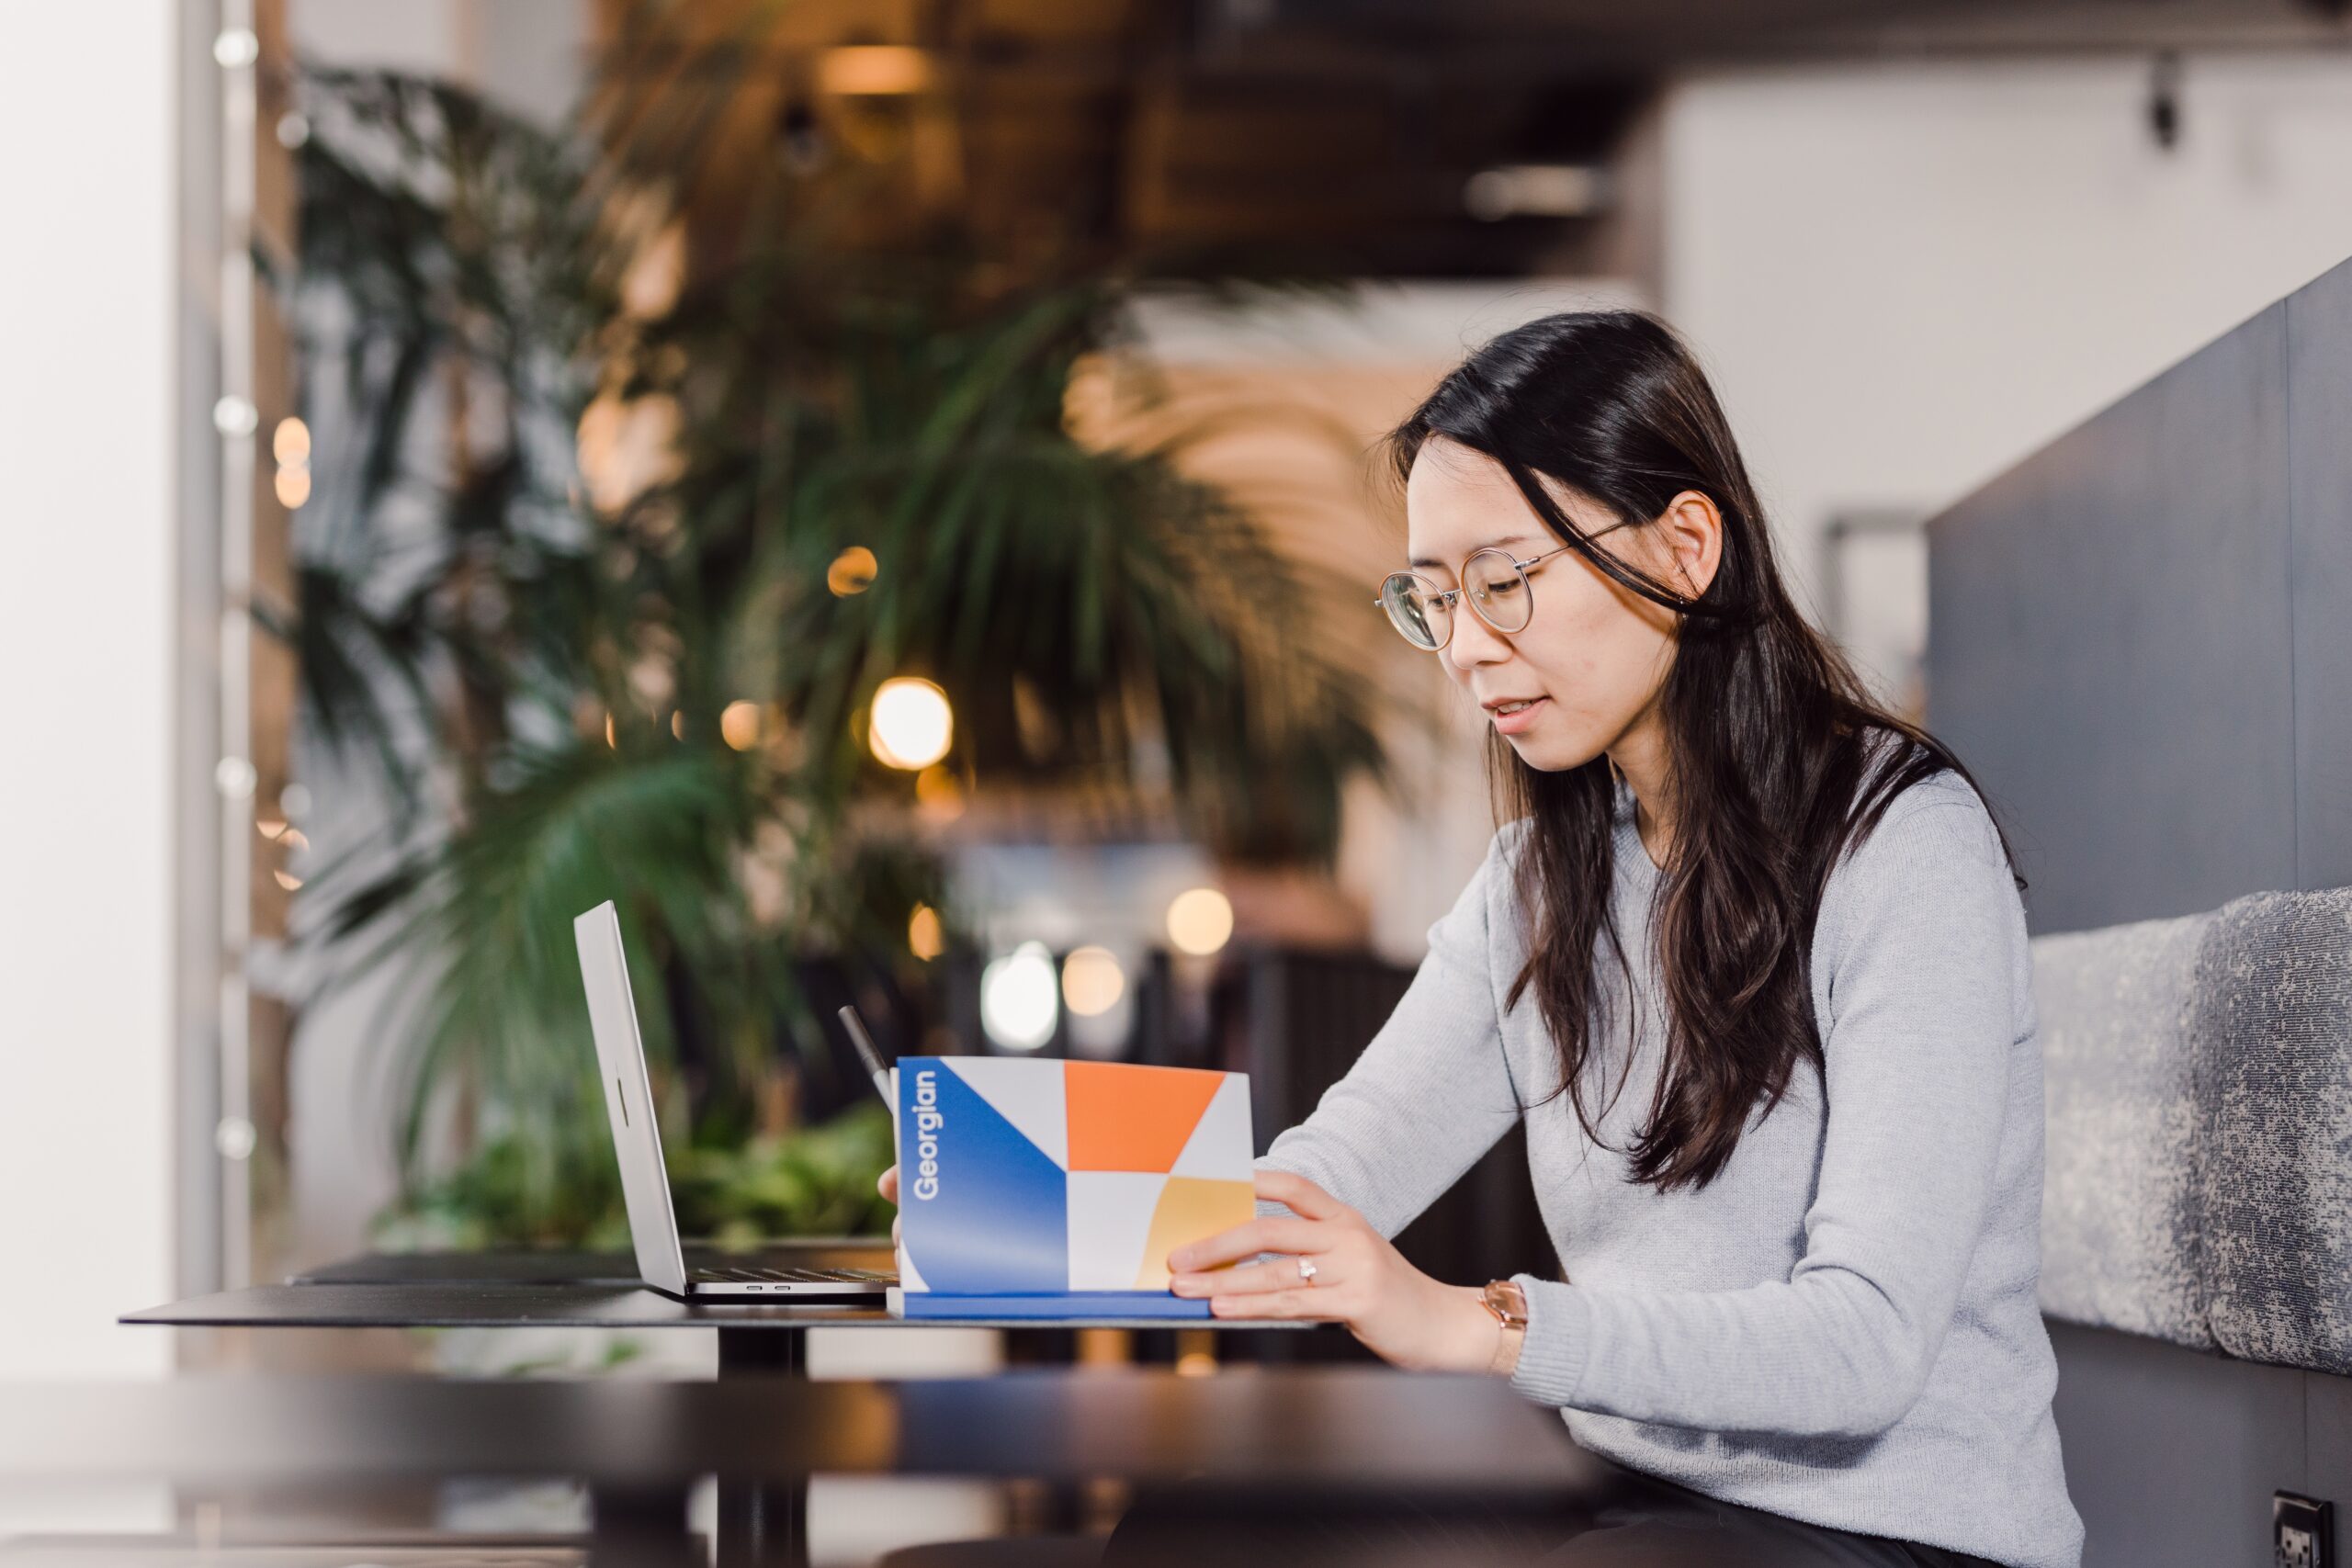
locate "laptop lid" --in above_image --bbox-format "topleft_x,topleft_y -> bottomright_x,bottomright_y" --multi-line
572,901 -> 690,1295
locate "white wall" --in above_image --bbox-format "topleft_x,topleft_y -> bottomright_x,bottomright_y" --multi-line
1661,51 -> 2352,685
0,5 -> 176,1378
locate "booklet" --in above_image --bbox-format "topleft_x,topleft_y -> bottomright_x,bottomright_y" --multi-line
886,1055 -> 1256,1319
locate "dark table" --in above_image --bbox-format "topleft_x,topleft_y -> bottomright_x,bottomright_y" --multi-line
121,1251 -> 1311,1565
122,1280 -> 1307,1358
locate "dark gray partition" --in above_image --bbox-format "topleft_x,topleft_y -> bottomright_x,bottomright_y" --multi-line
2043,1323 -> 2307,1568
1927,252 -> 2352,1568
1927,303 -> 2300,936
1930,254 -> 2352,933
2289,257 -> 2352,893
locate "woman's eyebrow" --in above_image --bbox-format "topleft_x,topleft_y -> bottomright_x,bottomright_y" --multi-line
1408,533 -> 1532,570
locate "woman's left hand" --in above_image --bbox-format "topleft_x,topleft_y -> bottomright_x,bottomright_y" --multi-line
1166,1169 -> 1503,1374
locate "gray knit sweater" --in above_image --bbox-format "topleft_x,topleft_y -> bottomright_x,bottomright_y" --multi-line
1256,771 -> 2086,1568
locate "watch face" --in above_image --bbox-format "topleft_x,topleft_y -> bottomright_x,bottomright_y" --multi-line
1484,1280 -> 1528,1327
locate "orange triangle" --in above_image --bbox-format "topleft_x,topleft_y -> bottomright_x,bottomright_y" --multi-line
1063,1060 -> 1228,1173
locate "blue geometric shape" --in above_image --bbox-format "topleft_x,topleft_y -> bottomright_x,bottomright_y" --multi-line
898,1292 -> 1212,1320
898,1056 -> 1068,1294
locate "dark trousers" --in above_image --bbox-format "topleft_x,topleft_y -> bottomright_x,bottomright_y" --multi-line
1101,1470 -> 2008,1568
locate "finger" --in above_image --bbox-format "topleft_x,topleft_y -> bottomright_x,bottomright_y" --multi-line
1166,1215 -> 1329,1273
1210,1288 -> 1340,1322
1252,1168 -> 1349,1222
1171,1255 -> 1331,1298
878,1165 -> 899,1202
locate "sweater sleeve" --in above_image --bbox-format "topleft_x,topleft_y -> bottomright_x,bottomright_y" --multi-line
1506,792 -> 2019,1439
1251,825 -> 1527,1239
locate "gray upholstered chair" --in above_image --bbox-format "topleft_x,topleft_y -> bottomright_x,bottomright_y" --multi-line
2031,908 -> 2217,1349
2032,886 -> 2352,1377
2186,887 -> 2352,1376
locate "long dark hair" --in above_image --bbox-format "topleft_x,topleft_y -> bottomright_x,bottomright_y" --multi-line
1386,309 -> 2020,1195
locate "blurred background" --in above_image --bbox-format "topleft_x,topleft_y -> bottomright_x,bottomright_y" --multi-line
7,0 -> 2352,1552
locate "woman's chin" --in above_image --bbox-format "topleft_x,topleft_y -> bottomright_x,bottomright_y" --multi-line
1499,727 -> 1600,773
1496,733 -> 1571,771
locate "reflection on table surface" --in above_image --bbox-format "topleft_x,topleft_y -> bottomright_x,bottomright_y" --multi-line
1,1369 -> 1599,1488
0,1371 -> 1974,1568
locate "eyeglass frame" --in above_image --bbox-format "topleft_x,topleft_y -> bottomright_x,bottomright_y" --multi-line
1373,522 -> 1638,652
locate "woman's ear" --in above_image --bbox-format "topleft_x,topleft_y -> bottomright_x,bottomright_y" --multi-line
1657,490 -> 1724,599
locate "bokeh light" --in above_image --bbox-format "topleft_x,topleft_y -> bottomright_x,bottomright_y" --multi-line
980,941 -> 1057,1050
907,903 -> 944,961
868,677 -> 952,770
1166,886 -> 1234,956
827,546 -> 878,596
720,700 -> 762,750
914,763 -> 964,821
1060,945 -> 1125,1017
272,416 -> 311,466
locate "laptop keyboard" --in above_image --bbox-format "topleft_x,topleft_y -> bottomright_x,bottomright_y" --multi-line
691,1265 -> 896,1284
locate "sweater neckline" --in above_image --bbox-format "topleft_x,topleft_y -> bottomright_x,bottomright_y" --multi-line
1611,772 -> 1663,883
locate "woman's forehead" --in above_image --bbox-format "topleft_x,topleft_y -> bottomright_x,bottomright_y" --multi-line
1405,443 -> 1578,562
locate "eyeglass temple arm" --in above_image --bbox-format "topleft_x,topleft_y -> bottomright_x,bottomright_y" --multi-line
1374,526 -> 1630,604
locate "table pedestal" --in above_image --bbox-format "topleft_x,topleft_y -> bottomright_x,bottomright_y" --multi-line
710,1327 -> 809,1566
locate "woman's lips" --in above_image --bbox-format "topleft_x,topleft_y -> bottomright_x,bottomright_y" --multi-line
1488,696 -> 1548,736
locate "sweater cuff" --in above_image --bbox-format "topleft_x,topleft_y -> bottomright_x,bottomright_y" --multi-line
1252,1154 -> 1300,1220
1507,1273 -> 1591,1407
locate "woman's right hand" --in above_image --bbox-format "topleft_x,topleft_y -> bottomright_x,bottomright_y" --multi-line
878,1164 -> 900,1249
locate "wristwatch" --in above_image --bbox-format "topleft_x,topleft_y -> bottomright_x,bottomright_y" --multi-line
1480,1278 -> 1529,1376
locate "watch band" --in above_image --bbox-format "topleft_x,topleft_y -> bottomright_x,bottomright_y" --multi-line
1481,1279 -> 1528,1376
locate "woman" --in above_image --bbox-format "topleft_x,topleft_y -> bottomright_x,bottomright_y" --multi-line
888,310 -> 2085,1568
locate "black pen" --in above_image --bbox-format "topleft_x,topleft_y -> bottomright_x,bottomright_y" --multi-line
837,1005 -> 896,1106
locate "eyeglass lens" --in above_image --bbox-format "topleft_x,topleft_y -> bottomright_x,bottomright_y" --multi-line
1378,548 -> 1537,650
1463,548 -> 1535,633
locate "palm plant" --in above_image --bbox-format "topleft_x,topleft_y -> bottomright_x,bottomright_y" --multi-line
275,41 -> 1387,1245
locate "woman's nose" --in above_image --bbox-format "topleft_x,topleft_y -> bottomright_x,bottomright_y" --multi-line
1446,604 -> 1510,671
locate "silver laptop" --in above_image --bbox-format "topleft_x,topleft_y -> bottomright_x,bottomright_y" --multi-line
573,900 -> 895,1299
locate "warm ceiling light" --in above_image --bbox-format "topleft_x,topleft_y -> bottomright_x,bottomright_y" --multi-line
1166,887 -> 1234,956
908,903 -> 944,962
827,546 -> 878,597
273,416 -> 311,466
868,677 -> 952,770
720,700 -> 762,751
1462,164 -> 1606,222
819,45 -> 934,97
274,465 -> 311,508
1060,946 -> 1125,1018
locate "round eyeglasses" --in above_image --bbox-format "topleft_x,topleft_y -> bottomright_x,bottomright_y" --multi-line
1374,528 -> 1632,652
